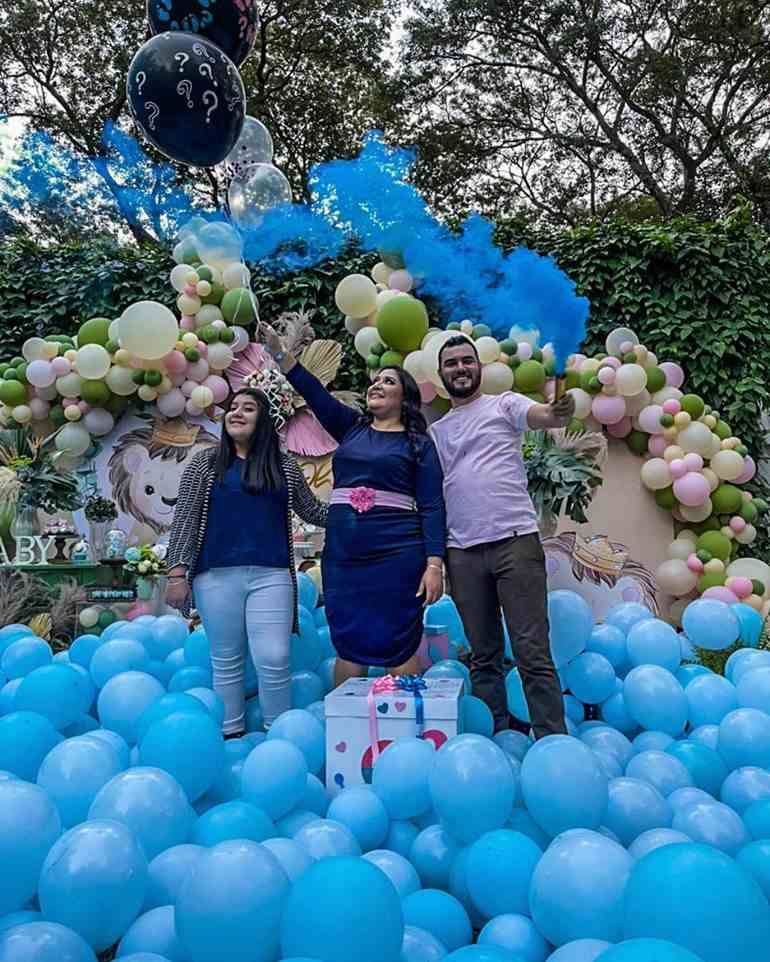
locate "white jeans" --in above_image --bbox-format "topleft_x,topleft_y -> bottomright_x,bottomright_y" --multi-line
193,565 -> 293,733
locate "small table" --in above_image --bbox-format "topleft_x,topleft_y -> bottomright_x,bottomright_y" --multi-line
2,562 -> 126,590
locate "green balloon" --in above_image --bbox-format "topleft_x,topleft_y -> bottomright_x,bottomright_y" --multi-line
446,322 -> 461,331
132,369 -> 147,385
544,357 -> 556,376
219,327 -> 235,344
80,380 -> 111,405
144,370 -> 163,388
500,339 -> 517,355
752,579 -> 766,597
698,572 -> 726,593
532,349 -> 543,363
525,392 -> 546,403
221,287 -> 257,325
740,502 -> 759,523
660,414 -> 675,428
2,369 -> 20,381
196,265 -> 215,282
200,281 -> 225,305
696,550 -> 712,564
0,380 -> 26,406
623,352 -> 638,364
645,366 -> 666,393
380,350 -> 404,368
431,396 -> 451,415
472,324 -> 492,339
49,405 -> 66,426
515,360 -> 546,393
97,610 -> 116,629
198,325 -> 220,344
10,357 -> 23,367
78,317 -> 111,347
105,340 -> 120,354
378,249 -> 405,270
753,498 -> 768,513
184,348 -> 200,363
567,417 -> 585,434
106,395 -> 128,417
366,354 -> 380,370
696,516 -> 721,533
565,370 -> 581,391
371,342 -> 387,357
627,430 -> 649,456
714,420 -> 731,440
681,394 -> 705,419
376,297 -> 429,353
655,487 -> 677,510
696,530 -> 732,562
711,483 -> 743,515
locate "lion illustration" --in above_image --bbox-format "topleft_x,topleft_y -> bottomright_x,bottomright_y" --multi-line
107,415 -> 218,545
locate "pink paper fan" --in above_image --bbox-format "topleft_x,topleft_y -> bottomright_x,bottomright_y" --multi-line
285,408 -> 338,457
226,342 -> 273,391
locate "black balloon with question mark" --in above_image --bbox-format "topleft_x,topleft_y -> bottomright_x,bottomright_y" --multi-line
146,0 -> 258,68
127,32 -> 246,168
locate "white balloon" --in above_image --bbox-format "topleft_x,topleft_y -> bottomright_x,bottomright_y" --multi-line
75,344 -> 111,380
170,264 -> 198,293
230,326 -> 250,353
679,498 -> 713,523
656,559 -> 698,597
105,366 -> 138,397
222,263 -> 251,291
403,350 -> 429,382
207,343 -> 234,371
476,337 -> 501,365
22,338 -> 48,362
55,373 -> 82,397
82,408 -> 115,437
606,327 -> 639,356
354,327 -> 384,359
196,305 -> 224,326
568,388 -> 592,419
55,423 -> 91,457
481,362 -> 514,395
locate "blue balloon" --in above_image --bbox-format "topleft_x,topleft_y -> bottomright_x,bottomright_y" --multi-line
625,750 -> 692,797
281,856 -> 403,962
625,620 -> 680,673
402,889 -> 471,953
298,774 -> 327,817
313,605 -> 328,627
593,750 -> 622,780
297,574 -> 319,612
177,840 -> 290,962
622,842 -> 770,961
186,687 -> 225,727
599,691 -> 639,736
623,666 -> 687,736
737,665 -> 770,715
424,595 -> 467,647
425,660 -> 470,694
364,849 -> 421,897
276,809 -> 317,838
665,740 -> 728,796
448,847 -> 485,929
429,735 -> 516,844
409,824 -> 462,890
0,711 -> 61,780
546,941 -> 611,962
144,844 -> 205,911
39,819 -> 148,950
401,925 -> 448,962
494,730 -> 532,762
15,665 -> 83,730
326,786 -> 388,852
183,630 -> 211,672
384,819 -> 421,858
164,649 -> 185,674
727,649 -> 770,684
293,817 -> 362,859
548,591 -> 593,668
443,948 -> 522,961
684,673 -> 737,728
602,777 -> 671,847
0,911 -> 41,935
290,671 -> 322,709
682,598 -> 740,651
289,630 -> 322,675
97,671 -> 165,745
627,828 -> 692,861
672,800 -> 750,855
36,734 -> 124,827
146,659 -> 175,687
372,736 -> 436,820
149,616 -> 189,660
736,839 -> 770,901
744,799 -> 770,841
731,603 -> 764,647
0,624 -> 34,648
631,731 -> 673,755
90,640 -> 149,689
719,708 -> 770,770
587,624 -> 627,670
505,669 -> 530,723
688,724 -> 720,751
721,766 -> 770,814
100,621 -> 127,642
193,800 -> 274,847
304,700 -> 326,727
604,603 -> 654,637
1,637 -> 52,679
267,710 -> 325,775
116,955 -> 170,962
241,740 -> 308,819
168,666 -> 212,693
565,653 -> 616,705
521,735 -> 608,837
316,626 -> 334,659
563,694 -> 585,724
68,634 -> 103,670
317,657 -> 336,695
667,786 -> 713,813
0,921 -> 96,962
0,780 -> 61,916
245,697 -> 264,733
478,914 -> 549,962
88,767 -> 193,860
0,679 -> 21,715
118,905 -> 186,961
461,695 -> 495,737
260,838 -> 314,883
139,710 -> 224,802
466,829 -> 543,919
595,940 -> 704,962
530,829 -> 632,946
83,729 -> 131,768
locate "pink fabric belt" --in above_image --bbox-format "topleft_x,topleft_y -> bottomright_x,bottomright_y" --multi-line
330,486 -> 416,513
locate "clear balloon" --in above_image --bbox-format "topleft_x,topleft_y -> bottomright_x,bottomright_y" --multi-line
222,116 -> 274,176
229,164 -> 291,228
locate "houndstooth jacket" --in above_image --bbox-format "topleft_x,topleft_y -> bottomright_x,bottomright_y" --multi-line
167,447 -> 328,631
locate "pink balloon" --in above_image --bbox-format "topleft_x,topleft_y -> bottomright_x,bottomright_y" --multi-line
188,359 -> 210,382
648,435 -> 667,456
184,284 -> 197,297
197,343 -> 208,357
125,602 -> 153,620
607,416 -> 633,438
683,453 -> 703,472
61,397 -> 78,407
419,381 -> 437,404
592,394 -> 627,425
78,401 -> 91,413
165,350 -> 188,375
736,455 -> 756,484
180,315 -> 196,331
26,360 -> 55,388
388,270 -> 414,293
597,367 -> 616,386
181,380 -> 197,398
171,373 -> 187,387
669,459 -> 688,480
203,375 -> 229,404
638,404 -> 665,434
659,362 -> 685,389
570,354 -> 587,369
29,398 -> 50,420
673,472 -> 710,506
186,398 -> 204,417
728,577 -> 753,599
620,340 -> 634,354
602,356 -> 622,370
212,320 -> 227,330
662,399 -> 681,415
687,554 -> 704,574
50,357 -> 71,377
729,516 -> 747,533
157,388 -> 187,417
702,587 -> 739,605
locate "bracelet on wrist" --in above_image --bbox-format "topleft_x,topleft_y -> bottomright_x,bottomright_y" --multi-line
427,563 -> 443,572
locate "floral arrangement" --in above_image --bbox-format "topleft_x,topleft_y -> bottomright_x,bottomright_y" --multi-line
0,427 -> 83,515
242,366 -> 295,430
124,543 -> 168,577
523,428 -> 607,526
84,494 -> 118,523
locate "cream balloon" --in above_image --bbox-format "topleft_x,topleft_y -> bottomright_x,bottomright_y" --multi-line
222,262 -> 251,290
119,302 -> 179,361
354,327 -> 384,359
12,405 -> 32,424
640,458 -> 671,490
191,386 -> 214,409
702,467 -> 719,491
207,343 -> 234,371
105,365 -> 139,397
376,290 -> 401,310
656,559 -> 698,597
568,388 -> 593,419
108,319 -> 121,342
345,316 -> 368,336
679,498 -> 713,523
64,405 -> 82,422
735,524 -> 757,545
403,350 -> 429,383
22,338 -> 48,362
625,389 -> 651,416
54,423 -> 91,457
652,387 -> 683,405
614,363 -> 647,397
79,607 -> 100,629
677,422 -> 713,457
42,342 -> 60,360
55,373 -> 82,397
177,293 -> 202,316
335,275 -> 378,319
75,344 -> 111,380
196,305 -> 224,326
481,362 -> 514,395
371,262 -> 392,286
677,529 -> 699,546
668,539 -> 694,561
170,264 -> 198,293
137,385 -> 158,402
475,337 -> 501,365
727,558 -> 770,596
710,449 -> 745,481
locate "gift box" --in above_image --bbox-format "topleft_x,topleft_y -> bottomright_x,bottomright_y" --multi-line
324,676 -> 464,796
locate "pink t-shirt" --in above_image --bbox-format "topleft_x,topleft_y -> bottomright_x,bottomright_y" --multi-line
429,392 -> 538,549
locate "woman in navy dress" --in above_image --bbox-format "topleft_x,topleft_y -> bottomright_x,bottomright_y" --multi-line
264,327 -> 446,686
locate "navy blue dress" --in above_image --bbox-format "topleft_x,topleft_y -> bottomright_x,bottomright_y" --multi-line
287,364 -> 447,666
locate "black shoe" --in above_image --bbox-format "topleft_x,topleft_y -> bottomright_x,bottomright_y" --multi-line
224,730 -> 245,741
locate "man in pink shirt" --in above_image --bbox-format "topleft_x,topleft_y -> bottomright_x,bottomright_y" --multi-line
429,335 -> 575,737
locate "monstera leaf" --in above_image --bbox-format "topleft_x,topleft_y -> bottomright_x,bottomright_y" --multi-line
524,429 -> 605,525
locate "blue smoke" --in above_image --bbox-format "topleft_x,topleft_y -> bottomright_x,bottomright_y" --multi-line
1,123 -> 588,368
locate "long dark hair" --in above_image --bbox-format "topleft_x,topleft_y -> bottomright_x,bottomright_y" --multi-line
366,365 -> 428,460
216,388 -> 284,493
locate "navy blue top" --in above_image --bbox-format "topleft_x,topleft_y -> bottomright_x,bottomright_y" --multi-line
197,458 -> 289,573
286,364 -> 446,558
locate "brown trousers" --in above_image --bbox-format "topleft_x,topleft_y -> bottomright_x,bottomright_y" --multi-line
447,532 -> 567,739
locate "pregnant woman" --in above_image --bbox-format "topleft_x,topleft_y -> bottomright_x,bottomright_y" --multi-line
264,326 -> 446,685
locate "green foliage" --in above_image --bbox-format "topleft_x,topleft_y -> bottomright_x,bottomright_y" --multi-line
523,431 -> 604,524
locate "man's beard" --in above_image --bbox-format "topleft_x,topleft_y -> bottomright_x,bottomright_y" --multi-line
441,369 -> 481,398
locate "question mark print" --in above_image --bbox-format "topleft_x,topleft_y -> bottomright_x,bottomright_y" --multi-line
199,63 -> 217,86
145,102 -> 160,130
175,52 -> 190,72
135,71 -> 146,96
203,90 -> 218,123
176,80 -> 194,108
